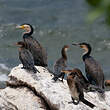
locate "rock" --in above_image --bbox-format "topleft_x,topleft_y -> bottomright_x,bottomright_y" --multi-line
0,87 -> 45,110
0,64 -> 110,110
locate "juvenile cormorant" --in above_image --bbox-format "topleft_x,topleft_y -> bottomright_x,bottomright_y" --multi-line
62,68 -> 95,108
61,68 -> 89,91
16,24 -> 47,67
72,43 -> 105,94
52,45 -> 69,82
16,41 -> 40,73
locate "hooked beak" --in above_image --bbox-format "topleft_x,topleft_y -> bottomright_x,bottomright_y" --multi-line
16,25 -> 25,29
61,70 -> 72,74
14,43 -> 18,46
72,43 -> 80,46
14,42 -> 20,46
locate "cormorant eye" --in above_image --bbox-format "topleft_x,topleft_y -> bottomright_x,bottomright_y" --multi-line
70,73 -> 75,77
25,26 -> 29,29
80,45 -> 83,48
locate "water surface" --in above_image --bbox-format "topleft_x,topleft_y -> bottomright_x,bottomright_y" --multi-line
0,0 -> 110,86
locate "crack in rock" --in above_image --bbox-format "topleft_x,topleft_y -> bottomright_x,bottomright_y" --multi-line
7,75 -> 59,110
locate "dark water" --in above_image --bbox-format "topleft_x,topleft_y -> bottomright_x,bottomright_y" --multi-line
0,0 -> 110,85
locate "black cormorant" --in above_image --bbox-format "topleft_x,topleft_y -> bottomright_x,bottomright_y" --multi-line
16,24 -> 47,67
16,41 -> 40,73
52,45 -> 69,82
62,68 -> 95,108
72,43 -> 105,94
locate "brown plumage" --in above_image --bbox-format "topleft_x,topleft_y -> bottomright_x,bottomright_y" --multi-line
52,45 -> 69,82
61,68 -> 89,90
62,68 -> 95,108
16,24 -> 47,67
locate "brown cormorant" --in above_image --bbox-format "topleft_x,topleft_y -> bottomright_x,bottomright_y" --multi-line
16,41 -> 40,73
61,68 -> 89,91
62,68 -> 95,108
16,24 -> 47,67
72,43 -> 105,94
52,45 -> 69,82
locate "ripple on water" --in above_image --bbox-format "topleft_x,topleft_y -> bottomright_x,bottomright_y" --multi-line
0,63 -> 10,88
0,63 -> 10,81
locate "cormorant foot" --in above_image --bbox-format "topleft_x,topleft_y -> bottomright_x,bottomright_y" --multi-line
52,76 -> 58,82
71,97 -> 79,105
59,79 -> 64,83
72,100 -> 79,105
68,101 -> 73,104
21,67 -> 26,69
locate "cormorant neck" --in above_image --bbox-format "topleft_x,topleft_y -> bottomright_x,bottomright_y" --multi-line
82,47 -> 91,61
19,46 -> 24,51
23,33 -> 33,39
23,33 -> 29,39
61,48 -> 67,60
23,27 -> 33,39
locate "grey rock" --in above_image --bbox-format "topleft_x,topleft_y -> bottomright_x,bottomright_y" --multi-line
0,64 -> 110,110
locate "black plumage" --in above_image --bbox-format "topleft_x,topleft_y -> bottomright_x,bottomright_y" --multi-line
16,41 -> 40,73
62,68 -> 95,108
72,43 -> 105,94
16,24 -> 47,67
52,45 -> 69,82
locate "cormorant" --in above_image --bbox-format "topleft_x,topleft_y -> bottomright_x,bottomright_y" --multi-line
52,45 -> 69,82
72,43 -> 105,94
16,41 -> 40,73
61,68 -> 89,91
16,24 -> 47,67
62,68 -> 95,108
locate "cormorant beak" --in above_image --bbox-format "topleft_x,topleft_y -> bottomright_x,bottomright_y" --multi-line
61,70 -> 72,74
72,43 -> 80,46
16,25 -> 25,29
15,43 -> 18,46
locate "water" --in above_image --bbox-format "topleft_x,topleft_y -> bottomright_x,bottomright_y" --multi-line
0,0 -> 110,87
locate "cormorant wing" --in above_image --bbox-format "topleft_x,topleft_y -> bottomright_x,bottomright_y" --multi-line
24,36 -> 47,66
74,76 -> 84,97
19,49 -> 34,68
84,56 -> 104,87
53,58 -> 67,75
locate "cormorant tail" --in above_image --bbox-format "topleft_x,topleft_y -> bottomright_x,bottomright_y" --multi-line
52,72 -> 65,82
97,92 -> 105,101
52,76 -> 59,82
80,98 -> 95,109
33,67 -> 40,73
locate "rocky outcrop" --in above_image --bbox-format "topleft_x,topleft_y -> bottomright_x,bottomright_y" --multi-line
0,87 -> 46,110
0,64 -> 110,110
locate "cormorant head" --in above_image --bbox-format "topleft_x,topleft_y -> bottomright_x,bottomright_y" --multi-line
61,68 -> 82,78
63,45 -> 69,51
72,42 -> 92,55
16,23 -> 33,35
61,70 -> 72,74
16,41 -> 26,47
61,70 -> 76,78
